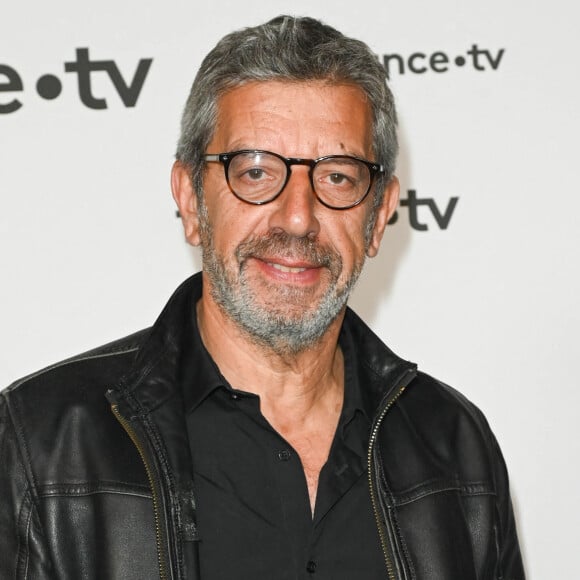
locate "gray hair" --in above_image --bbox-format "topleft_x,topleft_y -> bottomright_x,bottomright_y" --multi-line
176,15 -> 398,214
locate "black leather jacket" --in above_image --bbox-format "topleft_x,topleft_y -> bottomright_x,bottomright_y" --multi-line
0,274 -> 525,579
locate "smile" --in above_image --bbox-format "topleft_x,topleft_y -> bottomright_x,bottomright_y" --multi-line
269,262 -> 308,274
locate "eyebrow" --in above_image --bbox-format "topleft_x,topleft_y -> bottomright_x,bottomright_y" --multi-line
216,145 -> 370,159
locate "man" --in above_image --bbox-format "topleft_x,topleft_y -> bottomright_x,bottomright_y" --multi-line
0,15 -> 524,580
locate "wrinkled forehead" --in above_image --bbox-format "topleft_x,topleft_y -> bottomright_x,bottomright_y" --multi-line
211,80 -> 374,157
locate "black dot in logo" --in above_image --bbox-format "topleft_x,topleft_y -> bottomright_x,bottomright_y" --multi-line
455,56 -> 466,67
36,74 -> 62,100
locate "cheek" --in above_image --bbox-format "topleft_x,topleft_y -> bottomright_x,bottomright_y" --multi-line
204,202 -> 264,256
323,212 -> 368,257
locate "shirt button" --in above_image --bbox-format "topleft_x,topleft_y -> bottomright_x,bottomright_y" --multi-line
230,393 -> 240,400
306,560 -> 317,573
277,449 -> 291,461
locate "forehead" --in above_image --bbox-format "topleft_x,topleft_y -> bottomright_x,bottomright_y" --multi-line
211,80 -> 374,156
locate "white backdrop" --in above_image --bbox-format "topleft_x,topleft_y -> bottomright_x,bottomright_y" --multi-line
1,1 -> 578,577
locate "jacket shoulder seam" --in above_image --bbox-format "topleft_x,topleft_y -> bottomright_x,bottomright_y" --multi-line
7,346 -> 140,392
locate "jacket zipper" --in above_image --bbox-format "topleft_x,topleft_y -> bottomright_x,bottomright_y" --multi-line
367,384 -> 407,580
111,403 -> 169,580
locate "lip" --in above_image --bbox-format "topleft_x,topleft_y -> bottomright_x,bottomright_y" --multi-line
250,256 -> 323,284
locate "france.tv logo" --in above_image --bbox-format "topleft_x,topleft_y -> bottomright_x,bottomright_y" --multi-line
0,48 -> 152,113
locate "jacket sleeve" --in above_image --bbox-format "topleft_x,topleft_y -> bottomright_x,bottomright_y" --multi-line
0,391 -> 56,579
488,422 -> 526,580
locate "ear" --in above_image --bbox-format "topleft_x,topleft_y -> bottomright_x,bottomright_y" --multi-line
366,176 -> 400,258
171,161 -> 201,246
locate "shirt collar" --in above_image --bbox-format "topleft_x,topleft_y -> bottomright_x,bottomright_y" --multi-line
338,319 -> 370,424
180,296 -> 228,414
181,295 -> 369,420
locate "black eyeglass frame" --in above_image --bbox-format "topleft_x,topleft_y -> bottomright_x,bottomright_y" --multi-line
202,149 -> 384,210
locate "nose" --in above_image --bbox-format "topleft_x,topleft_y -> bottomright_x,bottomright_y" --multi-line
267,166 -> 321,239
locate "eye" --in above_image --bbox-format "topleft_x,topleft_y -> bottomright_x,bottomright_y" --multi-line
319,170 -> 356,189
230,155 -> 282,185
245,167 -> 267,180
315,158 -> 365,191
328,172 -> 349,185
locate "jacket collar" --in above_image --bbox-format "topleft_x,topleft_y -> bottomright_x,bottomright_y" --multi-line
340,307 -> 417,415
112,272 -> 417,419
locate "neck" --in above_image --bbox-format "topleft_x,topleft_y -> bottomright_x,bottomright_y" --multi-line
196,292 -> 346,422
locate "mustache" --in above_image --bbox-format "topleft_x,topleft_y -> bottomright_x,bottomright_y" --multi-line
235,231 -> 341,270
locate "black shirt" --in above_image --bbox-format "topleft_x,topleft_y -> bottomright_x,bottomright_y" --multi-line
182,311 -> 386,579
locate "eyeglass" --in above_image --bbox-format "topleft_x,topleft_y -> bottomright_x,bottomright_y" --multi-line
202,149 -> 384,210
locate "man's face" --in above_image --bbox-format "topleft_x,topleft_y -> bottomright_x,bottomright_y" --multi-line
173,81 -> 398,354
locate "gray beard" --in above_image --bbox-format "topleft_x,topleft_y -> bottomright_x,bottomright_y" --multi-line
197,200 -> 364,355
